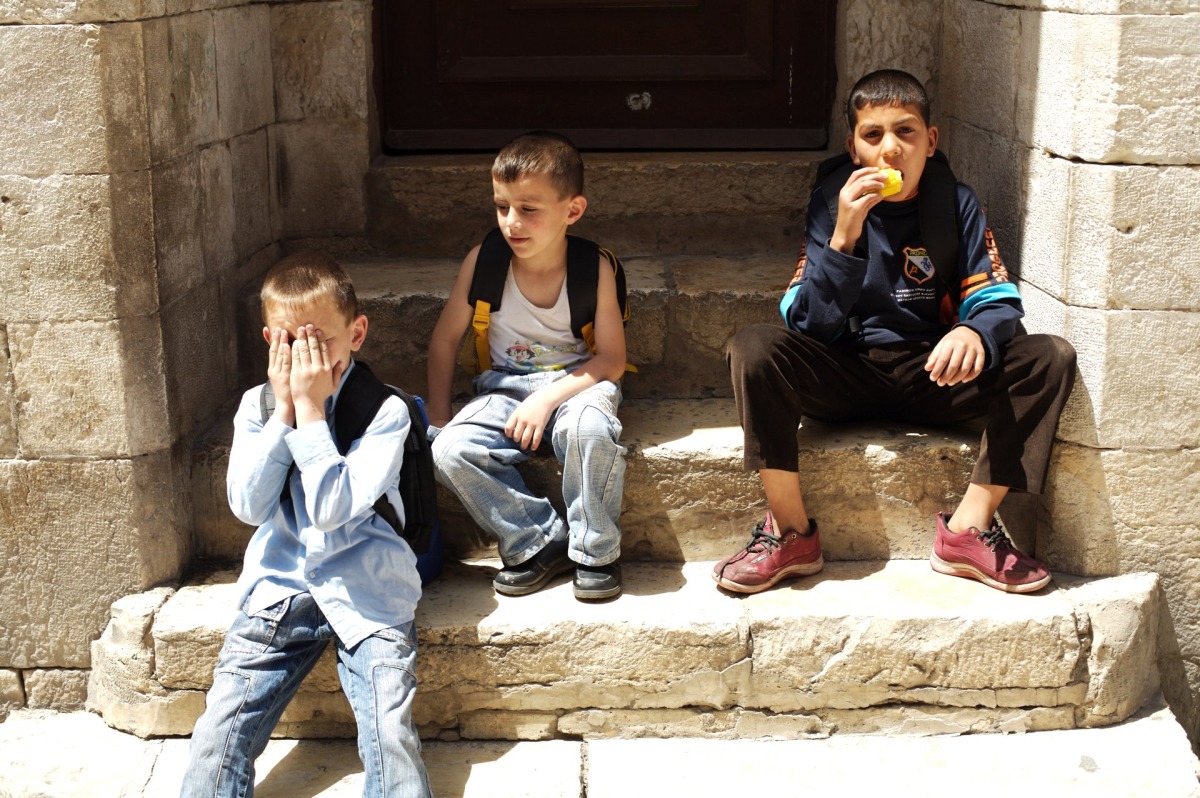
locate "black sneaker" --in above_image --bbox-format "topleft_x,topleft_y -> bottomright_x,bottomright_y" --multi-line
573,563 -> 622,601
493,539 -> 573,596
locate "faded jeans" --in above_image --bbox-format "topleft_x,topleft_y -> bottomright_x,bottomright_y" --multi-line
180,592 -> 431,798
431,369 -> 625,567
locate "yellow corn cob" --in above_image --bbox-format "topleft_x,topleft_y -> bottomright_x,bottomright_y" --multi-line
878,167 -> 904,198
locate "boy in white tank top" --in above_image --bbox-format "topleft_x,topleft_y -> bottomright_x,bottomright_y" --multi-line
426,132 -> 627,600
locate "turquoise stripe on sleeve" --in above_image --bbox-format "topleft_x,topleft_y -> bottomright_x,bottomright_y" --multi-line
779,284 -> 801,324
959,282 -> 1021,319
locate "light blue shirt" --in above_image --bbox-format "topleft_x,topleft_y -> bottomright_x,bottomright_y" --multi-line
227,362 -> 421,648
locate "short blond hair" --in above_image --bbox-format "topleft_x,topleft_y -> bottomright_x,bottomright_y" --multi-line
260,251 -> 358,324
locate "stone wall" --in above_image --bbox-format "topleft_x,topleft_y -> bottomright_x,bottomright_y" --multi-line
0,0 -> 372,716
936,0 -> 1200,741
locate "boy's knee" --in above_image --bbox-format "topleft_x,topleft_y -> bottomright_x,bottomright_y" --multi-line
725,324 -> 785,367
555,403 -> 619,448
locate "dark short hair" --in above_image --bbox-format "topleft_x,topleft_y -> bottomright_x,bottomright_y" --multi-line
491,131 -> 584,198
260,250 -> 358,324
847,69 -> 931,129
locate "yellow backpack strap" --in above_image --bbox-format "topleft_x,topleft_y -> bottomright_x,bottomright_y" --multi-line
461,229 -> 512,374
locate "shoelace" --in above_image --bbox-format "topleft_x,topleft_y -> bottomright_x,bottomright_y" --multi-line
744,522 -> 782,553
977,525 -> 1015,552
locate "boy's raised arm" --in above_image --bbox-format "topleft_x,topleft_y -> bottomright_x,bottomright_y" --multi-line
426,247 -> 480,428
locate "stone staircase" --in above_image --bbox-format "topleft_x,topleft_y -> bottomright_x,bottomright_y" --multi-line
64,153 -> 1200,795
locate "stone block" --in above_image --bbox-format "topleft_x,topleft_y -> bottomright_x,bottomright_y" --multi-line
0,668 -> 23,721
1056,307 -> 1200,449
271,119 -> 369,238
214,4 -> 273,139
0,172 -> 157,323
24,668 -> 89,711
162,281 -> 231,438
0,457 -> 183,668
199,141 -> 237,276
742,561 -> 1085,711
0,329 -> 16,457
229,129 -> 274,262
942,0 -> 1022,141
152,581 -> 239,689
0,22 -> 149,174
153,153 -> 206,306
8,317 -> 170,457
994,0 -> 1197,12
0,0 -> 166,24
1063,573 -> 1161,727
459,711 -> 559,741
1020,11 -> 1200,165
271,0 -> 369,123
144,12 -> 219,164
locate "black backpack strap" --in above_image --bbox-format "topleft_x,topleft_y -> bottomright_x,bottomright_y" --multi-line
566,235 -> 601,343
464,228 -> 511,371
915,150 -> 961,308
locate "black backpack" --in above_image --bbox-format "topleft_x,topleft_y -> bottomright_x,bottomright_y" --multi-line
459,228 -> 633,374
259,361 -> 443,583
814,149 -> 961,308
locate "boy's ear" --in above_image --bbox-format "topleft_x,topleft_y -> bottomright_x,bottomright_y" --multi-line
565,194 -> 588,226
926,124 -> 940,157
349,314 -> 368,351
262,326 -> 274,345
846,134 -> 861,165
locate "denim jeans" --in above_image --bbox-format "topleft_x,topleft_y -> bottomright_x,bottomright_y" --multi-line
180,592 -> 431,798
431,369 -> 625,567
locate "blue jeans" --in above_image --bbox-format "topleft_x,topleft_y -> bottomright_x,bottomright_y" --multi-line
180,592 -> 431,798
431,370 -> 625,567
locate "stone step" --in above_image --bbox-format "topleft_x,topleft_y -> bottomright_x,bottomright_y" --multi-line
191,397 -> 998,564
364,151 -> 825,259
87,562 -> 1161,743
4,703 -> 1198,797
236,254 -> 790,401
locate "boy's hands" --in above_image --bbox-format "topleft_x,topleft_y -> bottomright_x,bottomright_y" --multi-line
926,326 -> 985,386
265,327 -> 296,427
505,391 -> 558,451
830,167 -> 888,255
290,324 -> 344,426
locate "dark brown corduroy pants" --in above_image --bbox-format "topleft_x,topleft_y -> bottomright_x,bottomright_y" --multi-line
726,325 -> 1077,494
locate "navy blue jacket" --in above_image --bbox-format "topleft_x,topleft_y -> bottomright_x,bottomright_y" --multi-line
780,181 -> 1023,368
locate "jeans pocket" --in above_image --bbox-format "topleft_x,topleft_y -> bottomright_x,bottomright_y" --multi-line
227,595 -> 291,654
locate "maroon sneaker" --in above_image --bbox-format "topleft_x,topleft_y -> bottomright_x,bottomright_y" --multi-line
930,511 -> 1051,593
712,512 -> 823,594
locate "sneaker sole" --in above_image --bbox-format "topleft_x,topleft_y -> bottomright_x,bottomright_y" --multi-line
929,552 -> 1051,594
711,557 -> 825,594
573,582 -> 622,601
493,561 -> 575,597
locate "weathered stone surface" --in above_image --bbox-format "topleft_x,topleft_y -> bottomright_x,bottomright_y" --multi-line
367,152 -> 822,258
942,0 -> 1022,141
743,561 -> 1085,710
229,128 -> 274,262
90,563 -> 1157,738
1054,308 -> 1200,449
1062,573 -> 1162,727
0,328 -> 16,457
1019,11 -> 1200,165
214,4 -> 273,139
0,668 -> 24,721
199,141 -> 237,276
162,281 -> 232,438
24,668 -> 89,711
0,457 -> 183,669
271,0 -> 369,123
153,153 -> 206,306
0,172 -> 157,323
0,22 -> 149,174
8,317 -> 170,457
459,710 -> 559,741
271,119 -> 369,237
144,12 -> 219,164
0,0 -> 166,24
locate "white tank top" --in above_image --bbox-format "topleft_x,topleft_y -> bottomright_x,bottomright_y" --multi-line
489,268 -> 590,373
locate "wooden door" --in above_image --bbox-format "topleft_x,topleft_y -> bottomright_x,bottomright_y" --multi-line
378,0 -> 836,150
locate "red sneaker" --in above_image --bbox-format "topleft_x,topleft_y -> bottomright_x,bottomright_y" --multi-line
930,511 -> 1051,593
712,512 -> 823,594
